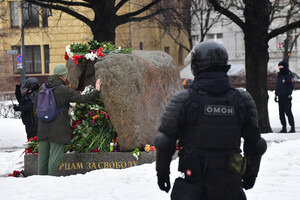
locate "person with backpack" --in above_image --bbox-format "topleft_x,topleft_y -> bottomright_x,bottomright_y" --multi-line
155,41 -> 267,199
34,64 -> 102,176
13,77 -> 40,140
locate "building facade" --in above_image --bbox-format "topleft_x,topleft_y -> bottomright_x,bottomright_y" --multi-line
0,0 -> 189,91
189,0 -> 300,77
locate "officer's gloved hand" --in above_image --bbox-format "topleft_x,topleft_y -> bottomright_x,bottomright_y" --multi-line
15,84 -> 21,91
242,176 -> 256,190
288,95 -> 292,101
157,174 -> 171,193
274,96 -> 278,102
13,104 -> 20,111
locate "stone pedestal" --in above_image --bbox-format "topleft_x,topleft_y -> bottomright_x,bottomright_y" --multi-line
24,152 -> 156,176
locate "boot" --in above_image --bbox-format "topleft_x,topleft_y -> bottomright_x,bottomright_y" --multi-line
278,127 -> 287,133
288,127 -> 295,133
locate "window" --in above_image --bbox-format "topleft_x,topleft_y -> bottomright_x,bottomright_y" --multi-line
44,45 -> 50,73
10,1 -> 19,28
192,35 -> 199,46
42,7 -> 49,27
23,2 -> 39,27
178,46 -> 183,64
12,46 -> 21,74
217,33 -> 223,39
25,45 -> 41,73
139,42 -> 143,50
277,30 -> 298,50
207,34 -> 214,40
206,33 -> 223,43
164,46 -> 170,54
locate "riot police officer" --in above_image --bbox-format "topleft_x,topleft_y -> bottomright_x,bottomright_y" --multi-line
274,61 -> 295,133
14,77 -> 40,140
155,41 -> 267,200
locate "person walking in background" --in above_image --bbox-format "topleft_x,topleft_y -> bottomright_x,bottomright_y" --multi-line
155,41 -> 267,200
34,64 -> 102,176
275,61 -> 295,133
13,77 -> 40,140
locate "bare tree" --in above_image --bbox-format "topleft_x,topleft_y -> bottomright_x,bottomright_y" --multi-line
0,0 -> 8,38
292,0 -> 300,5
24,0 -> 166,43
208,0 -> 300,133
152,0 -> 222,53
270,0 -> 300,62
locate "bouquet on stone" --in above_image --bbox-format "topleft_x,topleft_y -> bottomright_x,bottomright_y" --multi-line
64,40 -> 132,64
25,136 -> 39,154
66,85 -> 117,153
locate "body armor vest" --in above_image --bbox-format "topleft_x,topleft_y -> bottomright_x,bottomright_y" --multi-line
180,88 -> 243,153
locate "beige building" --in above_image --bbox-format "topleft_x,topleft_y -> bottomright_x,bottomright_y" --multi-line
0,0 -> 189,91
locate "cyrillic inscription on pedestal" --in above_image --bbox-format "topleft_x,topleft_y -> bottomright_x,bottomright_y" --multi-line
24,152 -> 156,176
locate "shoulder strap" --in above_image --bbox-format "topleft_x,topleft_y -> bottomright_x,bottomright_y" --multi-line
44,83 -> 67,114
50,84 -> 65,90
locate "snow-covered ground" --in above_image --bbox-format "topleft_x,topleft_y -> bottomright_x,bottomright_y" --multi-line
0,90 -> 300,200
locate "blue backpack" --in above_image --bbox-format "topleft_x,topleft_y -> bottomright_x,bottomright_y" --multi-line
36,84 -> 66,122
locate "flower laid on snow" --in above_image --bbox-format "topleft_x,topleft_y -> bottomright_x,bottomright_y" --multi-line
64,40 -> 132,65
8,170 -> 23,177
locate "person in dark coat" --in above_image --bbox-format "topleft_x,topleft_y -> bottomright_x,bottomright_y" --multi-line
275,61 -> 295,133
34,64 -> 102,176
155,41 -> 267,200
13,77 -> 40,140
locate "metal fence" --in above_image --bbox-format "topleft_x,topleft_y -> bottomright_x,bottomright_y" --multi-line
0,91 -> 20,119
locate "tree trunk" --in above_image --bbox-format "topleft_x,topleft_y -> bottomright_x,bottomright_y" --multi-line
91,2 -> 117,43
242,0 -> 273,133
244,33 -> 272,133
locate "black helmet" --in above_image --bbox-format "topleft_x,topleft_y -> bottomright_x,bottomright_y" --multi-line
24,77 -> 40,90
191,41 -> 229,76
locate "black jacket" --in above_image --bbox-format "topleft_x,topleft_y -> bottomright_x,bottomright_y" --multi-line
159,71 -> 261,151
275,69 -> 294,96
15,88 -> 37,126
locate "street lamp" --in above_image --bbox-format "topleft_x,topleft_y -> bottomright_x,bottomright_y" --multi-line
20,0 -> 26,84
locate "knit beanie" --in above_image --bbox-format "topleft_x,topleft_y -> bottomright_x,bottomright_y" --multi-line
53,64 -> 68,77
278,61 -> 289,69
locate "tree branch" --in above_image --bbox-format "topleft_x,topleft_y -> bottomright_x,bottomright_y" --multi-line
24,0 -> 92,26
266,20 -> 300,41
208,0 -> 246,31
117,8 -> 165,25
115,0 -> 129,13
118,0 -> 162,19
25,0 -> 92,7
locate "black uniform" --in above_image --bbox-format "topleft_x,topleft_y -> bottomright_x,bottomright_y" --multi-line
275,62 -> 295,133
155,41 -> 266,200
14,80 -> 39,140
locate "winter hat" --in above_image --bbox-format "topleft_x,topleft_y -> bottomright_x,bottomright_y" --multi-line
278,61 -> 289,69
53,64 -> 68,77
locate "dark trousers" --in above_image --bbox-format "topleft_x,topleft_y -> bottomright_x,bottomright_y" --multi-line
25,125 -> 37,140
278,95 -> 295,128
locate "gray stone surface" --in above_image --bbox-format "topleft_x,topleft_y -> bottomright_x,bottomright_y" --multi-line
24,152 -> 156,176
94,50 -> 181,151
66,59 -> 96,91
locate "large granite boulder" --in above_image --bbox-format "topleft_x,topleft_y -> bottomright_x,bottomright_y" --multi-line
94,50 -> 181,151
66,59 -> 96,91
